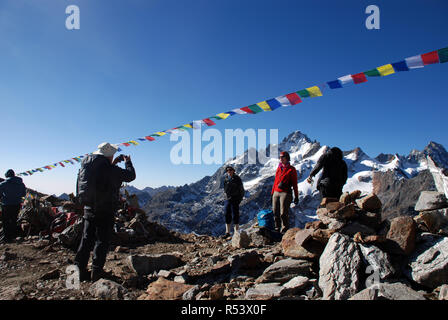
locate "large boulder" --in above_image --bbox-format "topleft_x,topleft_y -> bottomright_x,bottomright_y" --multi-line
415,191 -> 448,212
385,216 -> 416,255
318,233 -> 362,300
257,258 -> 313,284
405,233 -> 448,289
349,282 -> 426,300
356,193 -> 382,213
282,276 -> 310,295
127,253 -> 184,276
232,230 -> 250,249
245,283 -> 286,300
414,209 -> 448,234
281,228 -> 323,260
89,279 -> 128,300
140,277 -> 195,300
358,244 -> 396,280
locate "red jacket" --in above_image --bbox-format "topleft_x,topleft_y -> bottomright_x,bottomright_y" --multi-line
272,163 -> 299,198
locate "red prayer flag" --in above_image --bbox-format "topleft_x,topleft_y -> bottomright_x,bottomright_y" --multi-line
122,143 -> 131,147
351,72 -> 367,84
202,118 -> 216,126
285,93 -> 302,105
421,51 -> 439,65
240,107 -> 255,114
145,136 -> 155,141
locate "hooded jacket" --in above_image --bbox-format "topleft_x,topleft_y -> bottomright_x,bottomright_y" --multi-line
310,147 -> 348,189
272,163 -> 299,198
0,176 -> 27,206
223,173 -> 245,201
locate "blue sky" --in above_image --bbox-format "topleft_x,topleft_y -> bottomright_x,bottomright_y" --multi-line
0,0 -> 447,195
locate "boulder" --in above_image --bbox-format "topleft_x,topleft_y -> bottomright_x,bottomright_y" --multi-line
305,220 -> 325,230
318,233 -> 362,300
89,279 -> 127,300
439,284 -> 448,300
415,191 -> 448,212
385,216 -> 416,255
209,284 -> 225,300
143,277 -> 195,300
245,283 -> 286,300
232,230 -> 250,249
282,276 -> 310,295
182,285 -> 200,300
281,228 -> 323,260
414,209 -> 448,234
358,244 -> 396,280
326,202 -> 344,213
349,283 -> 426,300
356,193 -> 382,213
247,227 -> 272,247
127,253 -> 184,276
257,258 -> 313,284
228,250 -> 264,271
294,229 -> 314,246
406,233 -> 448,289
316,208 -> 346,230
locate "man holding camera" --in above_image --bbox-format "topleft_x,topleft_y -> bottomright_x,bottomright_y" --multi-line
74,142 -> 136,282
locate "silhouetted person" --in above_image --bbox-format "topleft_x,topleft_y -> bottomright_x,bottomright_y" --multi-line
307,147 -> 348,199
74,143 -> 135,282
222,166 -> 245,238
0,169 -> 26,243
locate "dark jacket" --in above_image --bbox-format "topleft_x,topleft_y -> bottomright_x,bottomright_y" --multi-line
0,176 -> 27,206
81,155 -> 136,219
310,147 -> 348,189
224,174 -> 244,202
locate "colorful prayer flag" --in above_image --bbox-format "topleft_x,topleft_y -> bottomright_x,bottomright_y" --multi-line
266,98 -> 282,110
391,61 -> 409,72
351,73 -> 367,84
256,101 -> 272,111
338,75 -> 354,87
202,118 -> 216,126
327,80 -> 342,89
306,86 -> 323,97
438,47 -> 448,63
405,55 -> 424,69
377,64 -> 395,76
421,51 -> 439,65
285,93 -> 302,105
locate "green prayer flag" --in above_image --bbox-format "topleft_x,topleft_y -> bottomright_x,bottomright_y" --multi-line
438,47 -> 448,63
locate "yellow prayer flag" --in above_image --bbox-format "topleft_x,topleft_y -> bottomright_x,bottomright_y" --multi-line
156,132 -> 166,136
216,113 -> 230,119
306,86 -> 323,97
257,101 -> 272,111
377,64 -> 395,76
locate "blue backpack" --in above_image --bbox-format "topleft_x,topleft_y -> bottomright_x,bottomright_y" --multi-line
257,209 -> 274,230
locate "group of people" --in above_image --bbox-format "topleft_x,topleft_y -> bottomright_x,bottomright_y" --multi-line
222,147 -> 348,236
0,141 -> 347,283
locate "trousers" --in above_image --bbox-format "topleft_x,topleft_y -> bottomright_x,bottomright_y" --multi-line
272,191 -> 292,231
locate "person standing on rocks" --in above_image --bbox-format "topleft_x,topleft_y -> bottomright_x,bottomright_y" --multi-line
307,147 -> 348,199
223,166 -> 245,238
272,151 -> 299,233
0,169 -> 26,243
74,142 -> 136,282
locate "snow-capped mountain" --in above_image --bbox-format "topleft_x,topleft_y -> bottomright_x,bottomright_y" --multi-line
143,130 -> 448,236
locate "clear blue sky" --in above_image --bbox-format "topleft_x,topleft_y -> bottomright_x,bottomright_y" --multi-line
1,0 -> 447,195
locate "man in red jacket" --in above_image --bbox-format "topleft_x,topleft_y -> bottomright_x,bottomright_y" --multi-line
271,151 -> 299,233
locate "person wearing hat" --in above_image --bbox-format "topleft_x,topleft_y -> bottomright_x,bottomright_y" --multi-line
222,166 -> 245,238
271,151 -> 299,233
306,147 -> 347,199
0,169 -> 27,243
74,142 -> 136,282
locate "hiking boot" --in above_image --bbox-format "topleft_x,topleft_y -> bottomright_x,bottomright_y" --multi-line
91,269 -> 116,282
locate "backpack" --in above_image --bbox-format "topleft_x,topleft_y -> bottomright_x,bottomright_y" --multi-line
76,154 -> 107,206
257,209 -> 274,230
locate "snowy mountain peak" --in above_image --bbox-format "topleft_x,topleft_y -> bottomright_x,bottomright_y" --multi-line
423,141 -> 448,169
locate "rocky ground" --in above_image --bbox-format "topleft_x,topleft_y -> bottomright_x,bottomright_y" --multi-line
1,189 -> 448,301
